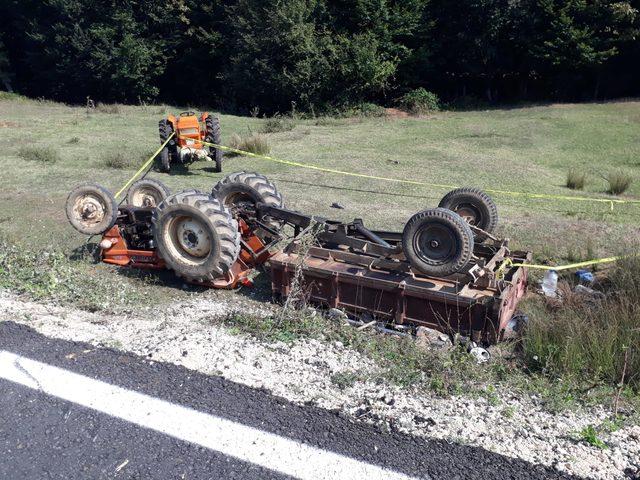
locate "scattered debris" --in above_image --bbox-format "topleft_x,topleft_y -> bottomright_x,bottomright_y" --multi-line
541,269 -> 558,298
416,327 -> 452,350
469,346 -> 491,363
574,284 -> 606,300
575,269 -> 594,284
327,308 -> 348,321
115,459 -> 129,473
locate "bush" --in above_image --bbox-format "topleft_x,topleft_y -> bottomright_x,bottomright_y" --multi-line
398,88 -> 440,115
228,132 -> 270,156
102,151 -> 138,169
331,102 -> 386,118
606,170 -> 632,195
566,169 -> 586,190
18,146 -> 60,164
261,114 -> 295,133
522,256 -> 640,390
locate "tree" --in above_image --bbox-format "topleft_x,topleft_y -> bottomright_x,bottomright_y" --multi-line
4,0 -> 186,103
522,0 -> 639,99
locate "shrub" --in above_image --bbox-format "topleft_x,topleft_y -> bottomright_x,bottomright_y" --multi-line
96,103 -> 121,114
398,88 -> 440,115
566,169 -> 586,190
330,102 -> 386,118
102,151 -> 137,169
522,256 -> 640,390
18,146 -> 60,164
67,136 -> 80,144
261,114 -> 295,133
606,170 -> 632,195
227,132 -> 270,155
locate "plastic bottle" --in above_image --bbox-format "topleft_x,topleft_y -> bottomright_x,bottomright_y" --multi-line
541,269 -> 558,297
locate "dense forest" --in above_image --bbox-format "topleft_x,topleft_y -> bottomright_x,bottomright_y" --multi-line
1,0 -> 639,113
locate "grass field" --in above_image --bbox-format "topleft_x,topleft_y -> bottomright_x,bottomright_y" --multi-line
1,93 -> 639,407
1,94 -> 638,260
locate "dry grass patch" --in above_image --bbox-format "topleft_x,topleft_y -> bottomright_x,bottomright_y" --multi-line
566,168 -> 586,190
18,146 -> 60,164
102,151 -> 138,169
227,132 -> 271,155
606,170 -> 633,195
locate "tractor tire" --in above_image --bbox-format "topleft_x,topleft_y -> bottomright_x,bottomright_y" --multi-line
158,148 -> 171,173
204,115 -> 223,173
66,183 -> 118,235
126,178 -> 171,208
152,190 -> 241,283
158,119 -> 175,173
212,171 -> 283,209
438,187 -> 498,241
402,207 -> 474,277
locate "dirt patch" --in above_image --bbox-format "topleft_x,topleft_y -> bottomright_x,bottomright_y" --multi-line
385,108 -> 409,119
0,121 -> 19,128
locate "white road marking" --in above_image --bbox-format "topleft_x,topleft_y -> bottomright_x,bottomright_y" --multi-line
0,351 -> 419,480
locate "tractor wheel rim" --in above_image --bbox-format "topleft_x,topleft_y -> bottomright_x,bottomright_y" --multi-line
74,194 -> 106,227
454,203 -> 481,226
415,223 -> 457,264
168,216 -> 211,259
132,187 -> 162,207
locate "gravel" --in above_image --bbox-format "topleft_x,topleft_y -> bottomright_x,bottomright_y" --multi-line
1,289 -> 638,479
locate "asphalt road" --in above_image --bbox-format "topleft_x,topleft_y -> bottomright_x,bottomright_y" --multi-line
0,321 -> 578,479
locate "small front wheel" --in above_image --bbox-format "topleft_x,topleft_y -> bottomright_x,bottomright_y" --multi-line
126,178 -> 171,207
65,183 -> 118,235
438,187 -> 498,241
402,207 -> 474,277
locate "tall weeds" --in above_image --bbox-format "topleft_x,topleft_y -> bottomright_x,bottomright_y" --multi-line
523,256 -> 640,389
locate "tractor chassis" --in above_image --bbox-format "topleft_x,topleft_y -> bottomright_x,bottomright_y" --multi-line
98,203 -> 530,344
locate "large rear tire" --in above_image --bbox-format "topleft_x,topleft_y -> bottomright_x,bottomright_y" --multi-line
438,187 -> 498,241
126,178 -> 171,208
158,119 -> 175,173
402,207 -> 474,277
66,183 -> 118,235
212,171 -> 284,230
152,190 -> 240,283
212,171 -> 283,210
204,115 -> 223,173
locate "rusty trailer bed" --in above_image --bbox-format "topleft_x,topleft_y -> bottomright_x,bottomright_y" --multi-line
269,245 -> 532,344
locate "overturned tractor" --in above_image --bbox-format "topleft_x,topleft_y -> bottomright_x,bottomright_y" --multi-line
65,173 -> 531,344
158,111 -> 223,173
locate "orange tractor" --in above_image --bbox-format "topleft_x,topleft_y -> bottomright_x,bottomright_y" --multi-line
158,112 -> 223,173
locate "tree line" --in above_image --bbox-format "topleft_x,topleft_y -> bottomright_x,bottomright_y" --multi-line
1,0 -> 638,113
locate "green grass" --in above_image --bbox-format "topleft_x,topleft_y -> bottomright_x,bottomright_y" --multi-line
579,425 -> 608,449
1,96 -> 639,257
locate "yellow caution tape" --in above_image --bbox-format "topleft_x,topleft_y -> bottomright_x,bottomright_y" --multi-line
496,255 -> 631,281
115,132 -> 175,199
190,136 -> 640,209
